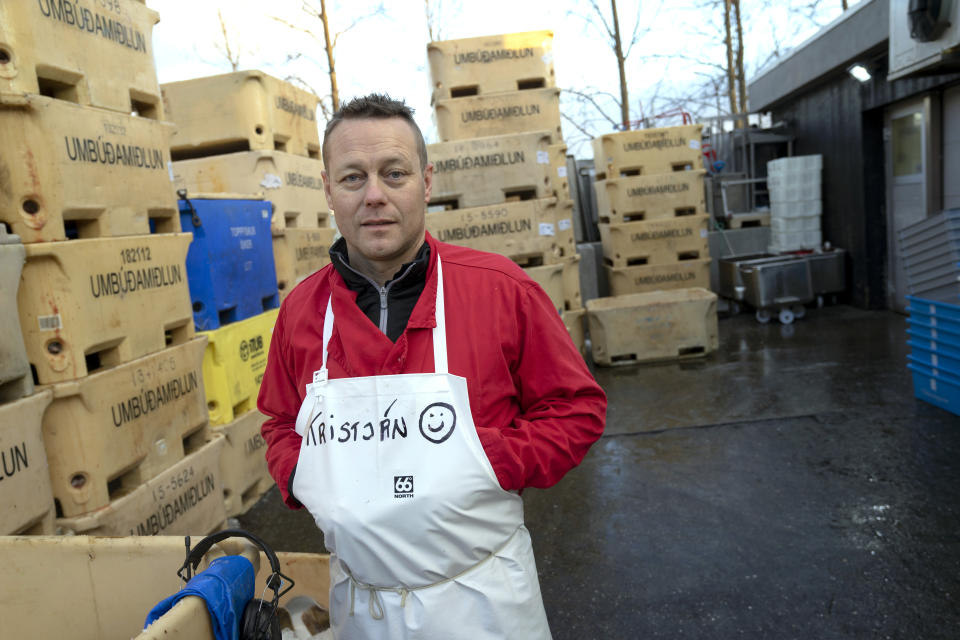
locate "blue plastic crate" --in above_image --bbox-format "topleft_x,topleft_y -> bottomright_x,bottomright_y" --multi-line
907,326 -> 960,354
906,295 -> 960,329
179,198 -> 279,331
908,339 -> 960,370
907,361 -> 960,416
907,316 -> 960,343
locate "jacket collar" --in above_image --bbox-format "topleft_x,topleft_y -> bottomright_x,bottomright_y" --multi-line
329,235 -> 430,293
325,232 -> 442,331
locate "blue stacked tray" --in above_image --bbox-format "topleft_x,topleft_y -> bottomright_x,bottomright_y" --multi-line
179,197 -> 279,331
906,295 -> 960,415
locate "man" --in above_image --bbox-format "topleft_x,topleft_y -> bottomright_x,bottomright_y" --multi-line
258,93 -> 606,639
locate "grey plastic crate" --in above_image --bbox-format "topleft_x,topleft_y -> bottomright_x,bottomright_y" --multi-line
899,209 -> 960,300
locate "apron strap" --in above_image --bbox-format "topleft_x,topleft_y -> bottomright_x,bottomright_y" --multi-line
322,294 -> 334,374
320,254 -> 449,376
432,255 -> 448,375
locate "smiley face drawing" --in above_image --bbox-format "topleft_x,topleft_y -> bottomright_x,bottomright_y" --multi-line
419,402 -> 457,444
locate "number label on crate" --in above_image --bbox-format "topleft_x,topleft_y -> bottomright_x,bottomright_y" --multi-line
120,247 -> 152,265
150,465 -> 195,503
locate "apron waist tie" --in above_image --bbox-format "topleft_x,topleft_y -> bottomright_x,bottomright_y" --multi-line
343,525 -> 522,619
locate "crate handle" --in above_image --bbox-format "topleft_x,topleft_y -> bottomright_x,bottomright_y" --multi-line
177,189 -> 202,228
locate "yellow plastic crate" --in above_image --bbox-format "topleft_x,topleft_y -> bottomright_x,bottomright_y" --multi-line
199,308 -> 279,426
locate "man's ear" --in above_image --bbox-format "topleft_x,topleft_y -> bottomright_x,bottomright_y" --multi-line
322,169 -> 333,210
423,162 -> 434,204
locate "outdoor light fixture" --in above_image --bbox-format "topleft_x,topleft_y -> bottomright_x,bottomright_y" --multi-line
848,63 -> 872,83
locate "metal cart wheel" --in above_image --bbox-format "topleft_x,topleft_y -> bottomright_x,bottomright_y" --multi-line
791,304 -> 806,319
755,309 -> 772,324
778,308 -> 795,325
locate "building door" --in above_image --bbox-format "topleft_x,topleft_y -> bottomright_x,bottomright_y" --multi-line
944,85 -> 960,210
885,98 -> 936,312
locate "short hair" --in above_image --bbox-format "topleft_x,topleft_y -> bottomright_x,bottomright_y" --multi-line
322,94 -> 428,172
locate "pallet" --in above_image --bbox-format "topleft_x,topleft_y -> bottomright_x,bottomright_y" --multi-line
427,130 -> 564,210
19,233 -> 195,384
273,227 -> 337,300
434,87 -> 562,142
172,150 -> 332,236
428,30 -> 555,101
0,0 -> 164,118
210,410 -> 274,517
44,338 -> 209,518
605,258 -> 711,297
587,288 -> 718,366
0,93 -> 179,243
727,212 -> 771,228
179,198 -> 279,331
1,233 -> 33,402
0,390 -> 55,535
600,215 -> 711,268
592,124 -> 704,179
163,71 -> 321,160
426,197 -> 574,265
561,253 -> 582,311
200,309 -> 280,427
594,170 -> 706,224
56,434 -> 228,536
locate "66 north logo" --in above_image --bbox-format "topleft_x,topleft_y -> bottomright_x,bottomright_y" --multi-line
394,476 -> 414,499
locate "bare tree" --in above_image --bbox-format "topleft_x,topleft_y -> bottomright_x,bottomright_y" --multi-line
723,0 -> 738,117
425,0 -> 462,43
425,0 -> 438,42
562,0 -> 664,139
213,9 -> 242,71
273,1 -> 384,117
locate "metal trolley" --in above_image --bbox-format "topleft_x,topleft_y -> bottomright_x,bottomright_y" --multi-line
718,248 -> 847,324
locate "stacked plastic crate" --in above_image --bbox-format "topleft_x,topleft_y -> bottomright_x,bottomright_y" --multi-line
900,210 -> 960,415
176,194 -> 280,517
766,155 -> 823,253
164,71 -> 335,302
586,125 -> 718,366
0,228 -> 54,536
422,31 -> 586,350
898,209 -> 960,303
906,297 -> 960,415
0,0 -> 228,536
162,72 -> 329,516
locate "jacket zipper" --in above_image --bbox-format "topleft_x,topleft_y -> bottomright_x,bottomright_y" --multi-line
337,258 -> 420,336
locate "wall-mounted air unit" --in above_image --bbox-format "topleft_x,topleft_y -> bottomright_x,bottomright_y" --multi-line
888,0 -> 960,80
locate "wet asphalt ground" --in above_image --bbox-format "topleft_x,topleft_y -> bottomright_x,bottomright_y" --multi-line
239,305 -> 960,639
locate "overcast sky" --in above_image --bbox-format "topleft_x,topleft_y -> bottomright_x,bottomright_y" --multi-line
149,0 -> 856,156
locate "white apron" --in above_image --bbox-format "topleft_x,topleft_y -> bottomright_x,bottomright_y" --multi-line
292,257 -> 552,639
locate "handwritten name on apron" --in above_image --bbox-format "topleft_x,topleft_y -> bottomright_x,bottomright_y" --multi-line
303,399 -> 457,447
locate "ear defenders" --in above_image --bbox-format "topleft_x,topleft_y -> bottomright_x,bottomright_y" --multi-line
178,529 -> 294,640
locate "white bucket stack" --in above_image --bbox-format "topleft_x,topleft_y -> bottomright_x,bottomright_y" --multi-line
767,155 -> 823,253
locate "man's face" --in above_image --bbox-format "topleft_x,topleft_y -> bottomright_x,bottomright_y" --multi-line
322,117 -> 432,272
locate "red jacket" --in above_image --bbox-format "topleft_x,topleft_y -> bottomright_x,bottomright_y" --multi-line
257,232 -> 607,508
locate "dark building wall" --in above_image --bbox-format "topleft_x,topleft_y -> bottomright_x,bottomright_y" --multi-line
769,65 -> 960,309
771,76 -> 879,308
